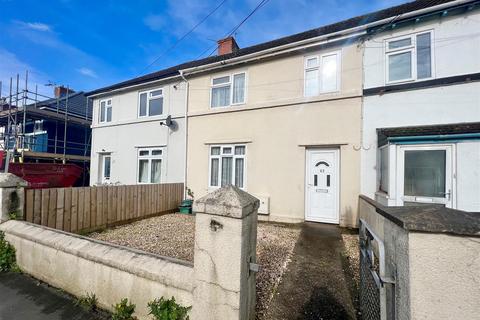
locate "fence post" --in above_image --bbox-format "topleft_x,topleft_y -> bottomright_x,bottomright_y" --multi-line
0,173 -> 28,222
192,185 -> 259,320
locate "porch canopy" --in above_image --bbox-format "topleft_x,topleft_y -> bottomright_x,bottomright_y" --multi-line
377,122 -> 480,147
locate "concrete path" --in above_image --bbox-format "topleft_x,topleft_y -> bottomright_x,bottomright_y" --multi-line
265,223 -> 358,320
0,273 -> 109,320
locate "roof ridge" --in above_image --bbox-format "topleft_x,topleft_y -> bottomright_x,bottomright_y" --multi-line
87,0 -> 461,96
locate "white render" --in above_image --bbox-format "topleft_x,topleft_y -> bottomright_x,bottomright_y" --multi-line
361,10 -> 480,211
89,81 -> 186,186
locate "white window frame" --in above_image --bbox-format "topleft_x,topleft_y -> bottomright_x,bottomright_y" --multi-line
100,153 -> 111,183
304,50 -> 341,97
99,98 -> 112,123
208,144 -> 246,189
138,88 -> 164,118
210,72 -> 247,108
385,30 -> 435,84
396,144 -> 455,208
378,145 -> 390,194
137,147 -> 163,184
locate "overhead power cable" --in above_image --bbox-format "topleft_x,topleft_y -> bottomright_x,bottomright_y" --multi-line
199,0 -> 273,59
138,0 -> 229,75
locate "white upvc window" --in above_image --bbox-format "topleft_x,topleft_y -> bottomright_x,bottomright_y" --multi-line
139,88 -> 164,117
304,51 -> 341,97
100,154 -> 111,183
137,147 -> 163,184
379,146 -> 389,194
209,145 -> 246,189
210,72 -> 246,108
385,31 -> 433,84
99,99 -> 112,123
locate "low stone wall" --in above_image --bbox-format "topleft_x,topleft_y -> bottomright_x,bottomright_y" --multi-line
0,220 -> 194,319
359,195 -> 480,320
1,185 -> 260,320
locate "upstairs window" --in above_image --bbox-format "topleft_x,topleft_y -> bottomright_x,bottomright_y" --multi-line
139,88 -> 164,117
211,72 -> 246,108
209,145 -> 245,189
138,147 -> 163,184
99,99 -> 112,123
304,51 -> 341,97
385,31 -> 433,83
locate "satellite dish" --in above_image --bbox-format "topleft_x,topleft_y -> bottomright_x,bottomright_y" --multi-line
165,115 -> 172,127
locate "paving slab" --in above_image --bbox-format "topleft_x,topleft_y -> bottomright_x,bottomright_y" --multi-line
0,273 -> 109,320
264,222 -> 358,320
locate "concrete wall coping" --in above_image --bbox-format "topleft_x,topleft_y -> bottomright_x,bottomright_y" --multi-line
0,220 -> 194,291
0,173 -> 28,188
360,195 -> 480,237
193,185 -> 260,219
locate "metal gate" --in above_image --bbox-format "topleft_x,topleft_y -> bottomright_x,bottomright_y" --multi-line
359,219 -> 395,320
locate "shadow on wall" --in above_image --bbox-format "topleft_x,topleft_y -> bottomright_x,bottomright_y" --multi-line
342,205 -> 357,228
299,286 -> 353,320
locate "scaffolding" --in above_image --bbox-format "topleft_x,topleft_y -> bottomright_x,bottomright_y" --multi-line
0,71 -> 92,185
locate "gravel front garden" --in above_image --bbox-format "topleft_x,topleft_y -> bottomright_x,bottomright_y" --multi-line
90,213 -> 300,319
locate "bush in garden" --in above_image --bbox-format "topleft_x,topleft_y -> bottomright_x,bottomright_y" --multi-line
148,297 -> 191,320
112,298 -> 137,320
0,231 -> 18,272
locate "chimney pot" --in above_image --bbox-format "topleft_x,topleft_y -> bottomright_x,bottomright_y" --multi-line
217,36 -> 240,56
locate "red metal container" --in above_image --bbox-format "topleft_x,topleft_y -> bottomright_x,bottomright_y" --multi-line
8,163 -> 83,188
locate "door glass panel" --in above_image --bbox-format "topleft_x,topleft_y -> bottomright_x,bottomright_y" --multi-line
404,150 -> 446,197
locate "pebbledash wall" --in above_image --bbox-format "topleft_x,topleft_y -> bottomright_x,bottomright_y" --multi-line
186,41 -> 362,227
89,81 -> 187,186
361,8 -> 480,211
0,185 -> 259,320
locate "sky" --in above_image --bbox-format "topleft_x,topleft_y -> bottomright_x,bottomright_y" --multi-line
0,0 -> 408,98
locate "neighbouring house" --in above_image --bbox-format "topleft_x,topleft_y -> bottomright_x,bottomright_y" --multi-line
86,73 -> 187,185
361,0 -> 480,211
85,0 -> 480,226
0,85 -> 92,186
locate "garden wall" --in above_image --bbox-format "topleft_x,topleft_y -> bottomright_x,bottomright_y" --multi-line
0,220 -> 194,319
0,185 -> 260,320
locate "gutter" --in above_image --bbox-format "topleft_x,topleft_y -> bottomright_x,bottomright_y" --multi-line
388,133 -> 480,143
181,0 -> 473,75
86,74 -> 181,98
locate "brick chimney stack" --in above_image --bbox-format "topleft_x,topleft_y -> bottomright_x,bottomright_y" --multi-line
217,36 -> 240,55
54,86 -> 75,98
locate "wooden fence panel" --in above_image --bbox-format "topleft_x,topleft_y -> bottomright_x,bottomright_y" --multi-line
33,190 -> 41,225
23,183 -> 183,234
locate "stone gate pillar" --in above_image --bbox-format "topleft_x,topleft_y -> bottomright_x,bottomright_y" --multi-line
192,185 -> 259,320
0,173 -> 28,222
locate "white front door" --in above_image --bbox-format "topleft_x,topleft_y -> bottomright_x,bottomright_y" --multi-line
397,144 -> 454,207
305,148 -> 339,223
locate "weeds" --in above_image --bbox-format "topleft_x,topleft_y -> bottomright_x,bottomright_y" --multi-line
0,231 -> 18,272
76,292 -> 98,312
148,297 -> 191,320
111,298 -> 137,320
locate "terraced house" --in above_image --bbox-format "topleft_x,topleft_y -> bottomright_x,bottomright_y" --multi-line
86,0 -> 480,227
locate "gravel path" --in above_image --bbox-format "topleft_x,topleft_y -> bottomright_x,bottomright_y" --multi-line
89,214 -> 300,319
341,233 -> 359,287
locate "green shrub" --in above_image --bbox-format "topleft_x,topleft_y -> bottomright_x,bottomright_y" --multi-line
112,298 -> 137,320
0,231 -> 17,272
76,292 -> 98,311
148,297 -> 191,320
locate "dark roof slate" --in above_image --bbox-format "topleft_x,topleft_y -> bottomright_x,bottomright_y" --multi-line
34,92 -> 93,119
87,0 -> 458,96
